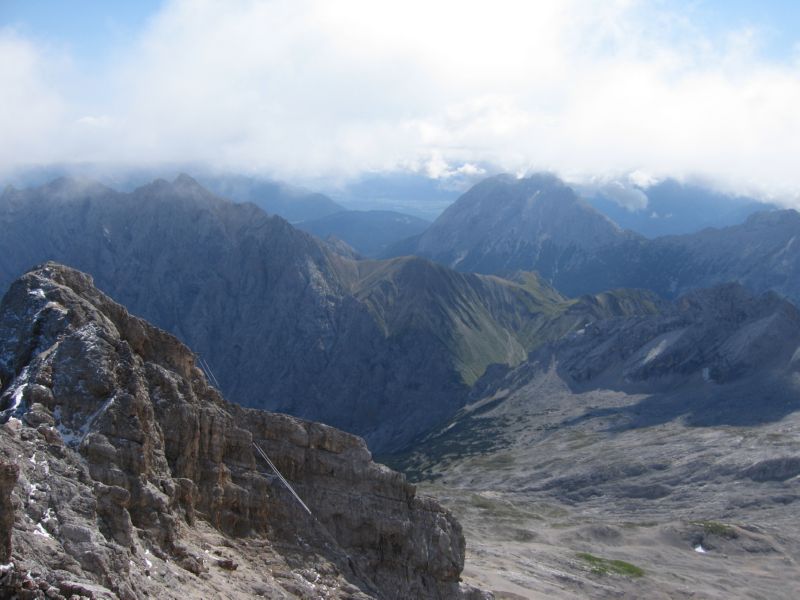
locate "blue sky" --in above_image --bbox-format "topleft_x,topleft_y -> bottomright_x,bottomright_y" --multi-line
4,1 -> 798,67
1,1 -> 800,201
689,0 -> 800,61
0,1 -> 163,64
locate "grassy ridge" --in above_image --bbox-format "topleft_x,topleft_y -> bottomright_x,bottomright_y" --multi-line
576,552 -> 645,578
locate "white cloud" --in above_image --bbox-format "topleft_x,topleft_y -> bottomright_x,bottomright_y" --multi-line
628,170 -> 659,188
600,181 -> 650,212
2,0 -> 800,205
76,115 -> 114,128
0,30 -> 67,166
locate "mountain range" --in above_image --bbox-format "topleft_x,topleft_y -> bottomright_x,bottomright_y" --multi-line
1,166 -> 346,224
381,174 -> 800,598
4,172 -> 800,455
391,173 -> 800,304
2,170 -> 800,598
0,175 -> 586,453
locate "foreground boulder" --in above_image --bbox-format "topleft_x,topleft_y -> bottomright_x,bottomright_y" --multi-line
0,262 -> 487,599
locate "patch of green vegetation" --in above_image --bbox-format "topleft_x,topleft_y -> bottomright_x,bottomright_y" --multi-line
530,502 -> 570,519
467,493 -> 544,521
763,432 -> 791,445
381,412 -> 513,481
469,494 -> 499,511
620,521 -> 659,529
592,289 -> 663,316
472,451 -> 515,469
565,430 -> 601,450
508,271 -> 568,306
549,521 -> 577,529
693,520 -> 738,538
576,553 -> 645,578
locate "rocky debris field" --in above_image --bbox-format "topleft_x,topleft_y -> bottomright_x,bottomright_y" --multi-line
401,367 -> 800,599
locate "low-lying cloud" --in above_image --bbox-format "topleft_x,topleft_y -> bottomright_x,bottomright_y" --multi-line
2,0 -> 800,203
599,181 -> 650,212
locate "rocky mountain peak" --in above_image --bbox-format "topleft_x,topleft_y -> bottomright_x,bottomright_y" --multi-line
131,173 -> 221,208
173,172 -> 201,187
171,173 -> 222,200
465,172 -> 563,196
0,263 -> 486,599
407,173 -> 632,276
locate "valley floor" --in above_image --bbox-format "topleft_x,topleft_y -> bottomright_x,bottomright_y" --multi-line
429,483 -> 800,599
409,370 -> 800,599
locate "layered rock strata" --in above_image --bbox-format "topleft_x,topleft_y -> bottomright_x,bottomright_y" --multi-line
0,263 -> 486,599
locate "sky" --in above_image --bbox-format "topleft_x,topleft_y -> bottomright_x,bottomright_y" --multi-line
2,0 -> 800,202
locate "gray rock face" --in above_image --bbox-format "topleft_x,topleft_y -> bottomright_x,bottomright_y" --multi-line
642,209 -> 800,302
550,284 -> 800,391
0,263 -> 487,599
0,176 -> 561,453
542,207 -> 800,301
0,458 -> 18,563
395,173 -> 634,275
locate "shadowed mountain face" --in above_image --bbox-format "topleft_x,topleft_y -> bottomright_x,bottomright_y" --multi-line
0,176 -> 584,452
397,282 -> 800,472
392,173 -> 800,305
296,210 -> 430,257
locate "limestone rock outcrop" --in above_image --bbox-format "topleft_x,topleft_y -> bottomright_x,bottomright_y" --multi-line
0,458 -> 18,564
0,263 -> 487,599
